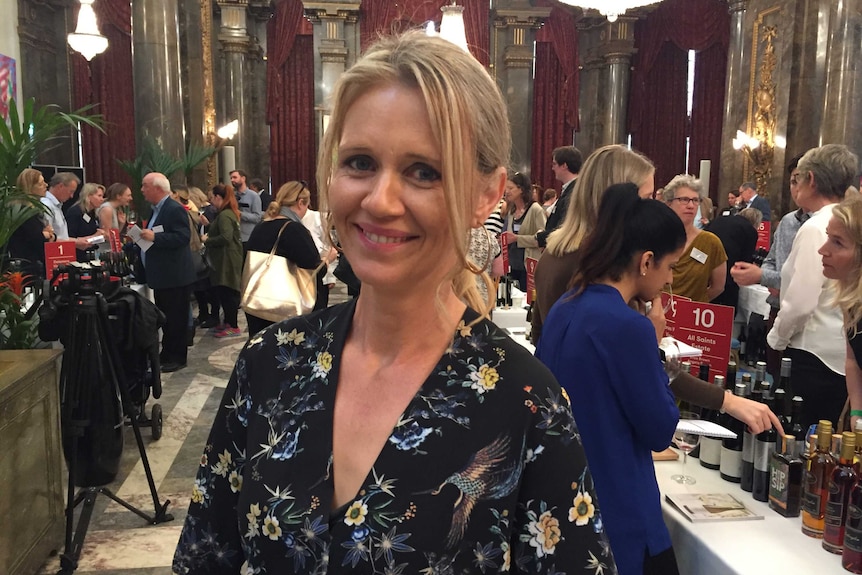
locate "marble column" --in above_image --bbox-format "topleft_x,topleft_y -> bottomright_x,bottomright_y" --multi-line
596,17 -> 636,146
819,0 -> 862,155
216,1 -> 258,175
492,4 -> 551,176
717,0 -> 748,207
132,0 -> 186,164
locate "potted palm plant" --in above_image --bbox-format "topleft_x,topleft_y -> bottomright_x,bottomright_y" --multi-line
0,97 -> 102,349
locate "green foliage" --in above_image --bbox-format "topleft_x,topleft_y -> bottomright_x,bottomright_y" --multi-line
0,97 -> 104,255
117,136 -> 216,218
0,271 -> 39,350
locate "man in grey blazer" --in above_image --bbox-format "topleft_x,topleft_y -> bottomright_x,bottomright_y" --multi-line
139,172 -> 195,372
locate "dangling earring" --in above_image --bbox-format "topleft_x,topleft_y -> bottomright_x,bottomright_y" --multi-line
465,228 -> 494,275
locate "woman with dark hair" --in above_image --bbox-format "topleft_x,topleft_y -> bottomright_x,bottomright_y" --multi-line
502,170 -> 546,291
203,184 -> 243,337
537,183 -> 686,575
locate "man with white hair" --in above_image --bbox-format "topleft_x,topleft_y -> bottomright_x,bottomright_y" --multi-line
140,172 -> 195,372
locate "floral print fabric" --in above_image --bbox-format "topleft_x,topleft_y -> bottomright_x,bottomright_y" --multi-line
173,301 -> 616,574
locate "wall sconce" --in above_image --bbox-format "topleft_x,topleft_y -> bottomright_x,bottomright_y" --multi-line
68,0 -> 108,61
732,129 -> 773,196
216,120 -> 238,140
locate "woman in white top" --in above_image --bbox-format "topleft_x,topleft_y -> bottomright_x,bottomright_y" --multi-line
98,182 -> 133,234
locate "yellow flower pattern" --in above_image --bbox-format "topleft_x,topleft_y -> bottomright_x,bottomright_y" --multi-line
569,491 -> 595,526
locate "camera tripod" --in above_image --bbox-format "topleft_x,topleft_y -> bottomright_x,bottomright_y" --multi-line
56,286 -> 173,575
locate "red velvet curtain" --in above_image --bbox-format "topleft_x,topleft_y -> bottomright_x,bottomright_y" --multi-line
688,42 -> 728,201
71,0 -> 134,187
267,1 -> 315,195
531,5 -> 578,190
628,0 -> 729,193
360,0 -> 489,64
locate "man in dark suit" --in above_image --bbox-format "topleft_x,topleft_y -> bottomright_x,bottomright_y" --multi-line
139,172 -> 195,372
738,181 -> 771,222
535,146 -> 582,247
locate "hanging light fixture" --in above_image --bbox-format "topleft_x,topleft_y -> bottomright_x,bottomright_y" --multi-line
439,1 -> 469,52
555,0 -> 663,23
67,0 -> 108,61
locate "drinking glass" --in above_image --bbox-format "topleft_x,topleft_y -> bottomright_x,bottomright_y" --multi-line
672,411 -> 701,484
127,209 -> 138,227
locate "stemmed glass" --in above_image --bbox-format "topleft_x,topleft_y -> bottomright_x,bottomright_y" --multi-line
127,209 -> 138,228
672,411 -> 701,485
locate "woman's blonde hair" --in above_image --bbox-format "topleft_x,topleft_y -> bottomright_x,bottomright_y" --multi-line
831,196 -> 862,335
16,168 -> 44,195
316,31 -> 510,317
188,186 -> 208,210
546,145 -> 655,257
77,183 -> 103,212
266,181 -> 311,220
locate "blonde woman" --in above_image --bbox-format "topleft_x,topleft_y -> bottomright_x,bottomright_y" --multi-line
6,168 -> 53,277
97,183 -> 133,234
66,183 -> 105,260
175,31 -> 613,574
242,181 -> 321,336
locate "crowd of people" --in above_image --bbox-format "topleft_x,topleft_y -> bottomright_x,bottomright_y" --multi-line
5,29 -> 861,575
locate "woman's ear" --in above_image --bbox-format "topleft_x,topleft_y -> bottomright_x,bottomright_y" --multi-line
639,251 -> 655,276
472,167 -> 506,227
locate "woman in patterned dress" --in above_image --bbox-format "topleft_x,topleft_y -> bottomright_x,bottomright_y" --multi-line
174,31 -> 616,575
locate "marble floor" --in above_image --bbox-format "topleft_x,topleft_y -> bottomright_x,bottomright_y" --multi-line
36,287 -> 350,575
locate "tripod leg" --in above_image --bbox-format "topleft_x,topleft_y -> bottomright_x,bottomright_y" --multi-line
96,294 -> 173,523
58,488 -> 98,575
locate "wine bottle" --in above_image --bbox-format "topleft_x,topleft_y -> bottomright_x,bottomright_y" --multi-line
773,388 -> 788,428
790,396 -> 806,442
753,389 -> 778,502
755,361 -> 768,385
769,435 -> 804,517
777,357 -> 792,402
720,382 -> 748,483
825,432 -> 858,553
741,383 -> 761,492
700,375 -> 725,470
843,455 -> 862,572
741,372 -> 753,395
803,420 -> 837,538
726,361 -> 737,390
738,328 -> 747,364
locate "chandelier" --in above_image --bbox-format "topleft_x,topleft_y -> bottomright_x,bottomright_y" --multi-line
67,0 -> 108,61
555,0 -> 663,22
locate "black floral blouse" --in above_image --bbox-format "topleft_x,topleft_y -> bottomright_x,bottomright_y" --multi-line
173,300 -> 616,574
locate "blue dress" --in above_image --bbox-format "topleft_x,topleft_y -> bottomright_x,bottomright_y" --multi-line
536,284 -> 678,575
173,300 -> 617,574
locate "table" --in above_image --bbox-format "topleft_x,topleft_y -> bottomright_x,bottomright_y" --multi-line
492,306 -> 529,330
656,453 -> 846,574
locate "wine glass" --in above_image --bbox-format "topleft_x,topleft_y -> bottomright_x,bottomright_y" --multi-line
127,209 -> 138,228
672,411 -> 701,484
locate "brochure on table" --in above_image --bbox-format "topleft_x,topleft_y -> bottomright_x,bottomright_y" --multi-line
665,492 -> 764,523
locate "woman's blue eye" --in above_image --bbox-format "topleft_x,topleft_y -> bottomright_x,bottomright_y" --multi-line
345,155 -> 374,171
413,164 -> 441,182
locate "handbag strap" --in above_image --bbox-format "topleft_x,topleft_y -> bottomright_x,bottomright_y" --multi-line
268,220 -> 292,257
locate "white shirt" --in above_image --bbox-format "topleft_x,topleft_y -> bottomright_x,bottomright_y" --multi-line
40,191 -> 69,240
767,204 -> 845,374
301,209 -> 336,284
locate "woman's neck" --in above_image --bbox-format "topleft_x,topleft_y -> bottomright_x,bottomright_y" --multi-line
598,275 -> 636,305
349,286 -> 466,362
685,224 -> 700,244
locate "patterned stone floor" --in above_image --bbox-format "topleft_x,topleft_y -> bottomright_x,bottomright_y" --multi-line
35,286 -> 350,575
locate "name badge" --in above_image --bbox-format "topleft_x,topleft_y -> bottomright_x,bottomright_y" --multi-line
690,247 -> 708,264
83,214 -> 91,223
153,225 -> 165,233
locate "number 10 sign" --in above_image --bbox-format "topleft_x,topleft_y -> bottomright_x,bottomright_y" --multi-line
663,296 -> 734,384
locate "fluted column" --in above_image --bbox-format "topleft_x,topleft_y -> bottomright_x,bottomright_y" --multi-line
819,0 -> 862,155
305,1 -> 361,164
597,17 -> 636,146
216,1 -> 254,174
492,4 -> 551,175
132,0 -> 186,163
717,0 -> 748,207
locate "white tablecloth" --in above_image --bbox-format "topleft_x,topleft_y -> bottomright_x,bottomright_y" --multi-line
491,307 -> 528,330
737,284 -> 771,323
656,454 -> 845,574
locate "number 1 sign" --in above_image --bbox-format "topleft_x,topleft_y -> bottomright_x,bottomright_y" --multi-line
44,241 -> 76,279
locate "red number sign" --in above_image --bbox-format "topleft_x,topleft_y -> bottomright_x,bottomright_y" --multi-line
663,297 -> 735,384
756,220 -> 771,251
44,241 -> 76,278
525,257 -> 538,304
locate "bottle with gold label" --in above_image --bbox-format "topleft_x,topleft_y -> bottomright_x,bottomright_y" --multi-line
803,420 -> 836,538
825,432 -> 858,553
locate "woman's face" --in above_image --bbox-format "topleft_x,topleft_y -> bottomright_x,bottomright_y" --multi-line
637,245 -> 685,301
329,83 -> 457,293
638,172 -> 656,199
819,216 -> 858,281
504,180 -> 521,204
212,194 -> 224,209
119,187 -> 133,206
667,186 -> 700,227
88,188 -> 104,210
32,175 -> 48,198
292,199 -> 309,220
